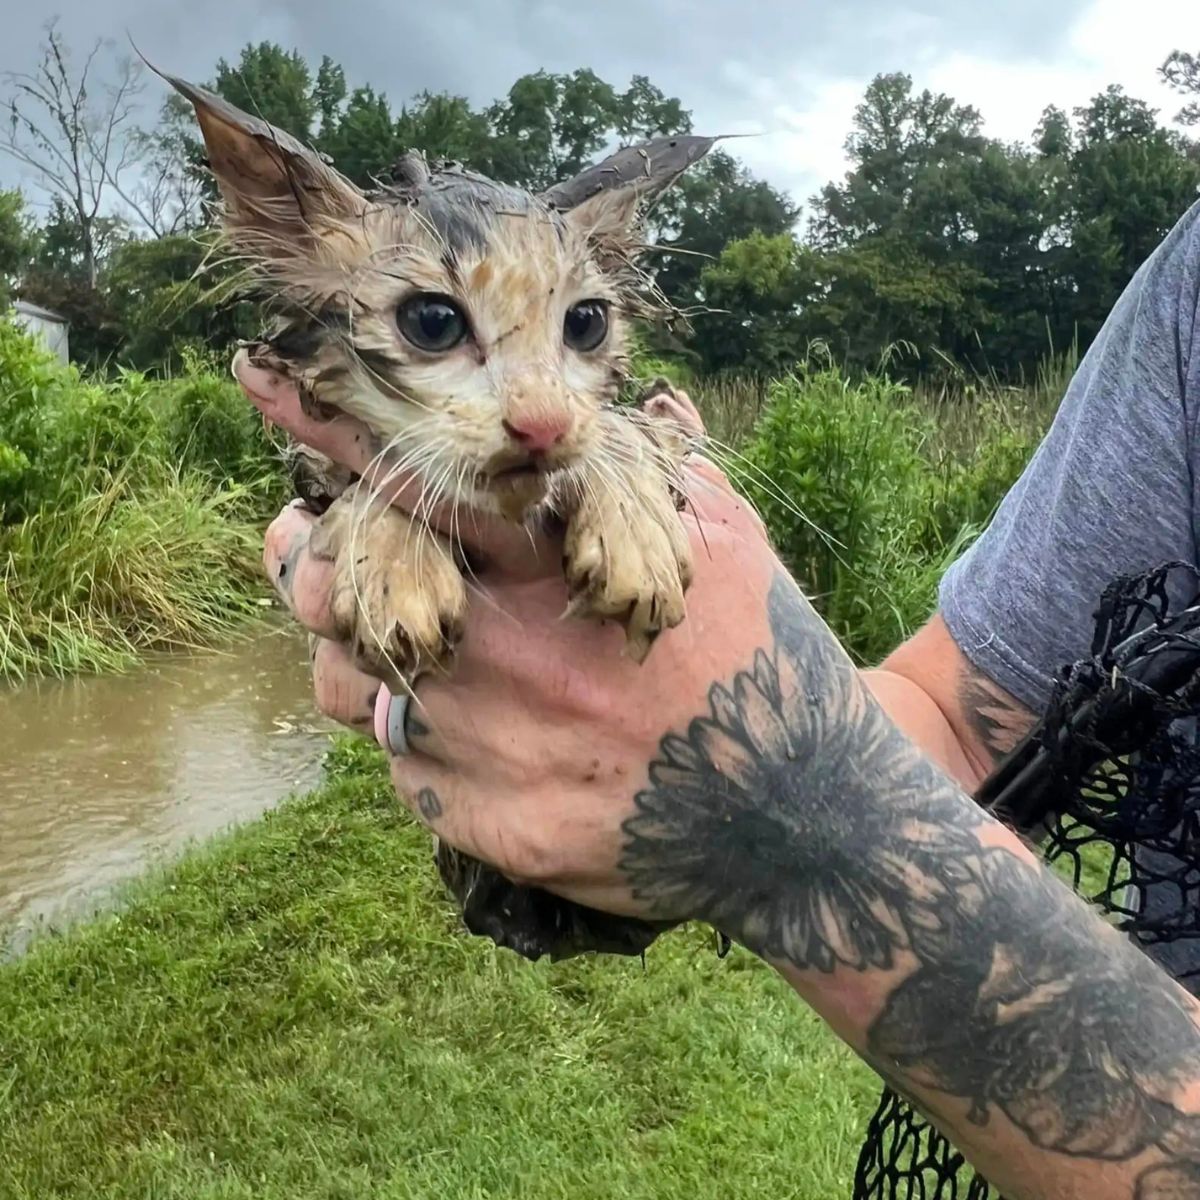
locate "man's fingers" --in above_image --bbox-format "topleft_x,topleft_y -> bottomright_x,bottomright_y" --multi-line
311,638 -> 380,732
384,753 -> 469,840
262,502 -> 343,638
383,753 -> 549,891
644,388 -> 705,437
369,671 -> 484,767
235,349 -> 380,472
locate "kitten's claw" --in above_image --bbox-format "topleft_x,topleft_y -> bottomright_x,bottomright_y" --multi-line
312,488 -> 467,686
562,490 -> 692,664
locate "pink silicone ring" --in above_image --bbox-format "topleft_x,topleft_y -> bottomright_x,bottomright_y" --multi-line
373,683 -> 393,752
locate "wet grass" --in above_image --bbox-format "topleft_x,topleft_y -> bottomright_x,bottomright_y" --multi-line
0,325 -> 284,682
0,465 -> 269,679
0,737 -> 879,1199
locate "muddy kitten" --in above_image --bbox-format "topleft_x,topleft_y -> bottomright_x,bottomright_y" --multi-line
164,72 -> 714,962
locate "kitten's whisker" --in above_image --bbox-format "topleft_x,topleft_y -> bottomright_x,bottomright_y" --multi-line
446,463 -> 504,616
698,435 -> 839,548
411,458 -> 455,591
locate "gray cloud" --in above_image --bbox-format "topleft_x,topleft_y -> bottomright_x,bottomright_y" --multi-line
0,0 -> 1095,206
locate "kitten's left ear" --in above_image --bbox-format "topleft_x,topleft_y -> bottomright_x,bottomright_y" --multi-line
542,134 -> 717,244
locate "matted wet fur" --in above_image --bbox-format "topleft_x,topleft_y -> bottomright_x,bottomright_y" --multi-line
161,68 -> 717,961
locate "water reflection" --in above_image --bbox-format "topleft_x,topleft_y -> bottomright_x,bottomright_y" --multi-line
0,621 -> 334,949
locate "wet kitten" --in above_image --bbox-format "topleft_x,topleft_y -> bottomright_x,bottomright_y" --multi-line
164,72 -> 713,961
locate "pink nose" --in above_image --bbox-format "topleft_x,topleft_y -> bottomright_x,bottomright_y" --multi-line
502,414 -> 572,455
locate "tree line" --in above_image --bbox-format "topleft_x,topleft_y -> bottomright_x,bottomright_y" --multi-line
2,21 -> 1198,383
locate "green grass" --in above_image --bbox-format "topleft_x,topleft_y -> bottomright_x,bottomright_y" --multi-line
0,465 -> 270,679
710,360 -> 1060,665
0,324 -> 285,681
0,737 -> 879,1199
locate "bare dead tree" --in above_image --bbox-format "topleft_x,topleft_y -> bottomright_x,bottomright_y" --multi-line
117,117 -> 206,237
0,19 -> 197,288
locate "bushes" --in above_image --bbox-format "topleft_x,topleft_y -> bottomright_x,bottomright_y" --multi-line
160,348 -> 281,487
0,321 -> 286,680
729,361 -> 1055,664
1,310 -> 1059,680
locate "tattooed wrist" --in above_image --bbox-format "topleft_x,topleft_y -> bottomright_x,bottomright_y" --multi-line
619,569 -> 1200,1198
620,571 -> 968,965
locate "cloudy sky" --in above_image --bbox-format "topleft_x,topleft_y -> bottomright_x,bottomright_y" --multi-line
2,0 -> 1198,216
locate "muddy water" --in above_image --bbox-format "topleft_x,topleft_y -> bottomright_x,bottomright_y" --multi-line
0,621 -> 335,950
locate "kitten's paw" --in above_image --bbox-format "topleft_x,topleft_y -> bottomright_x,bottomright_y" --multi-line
562,495 -> 693,663
314,498 -> 467,684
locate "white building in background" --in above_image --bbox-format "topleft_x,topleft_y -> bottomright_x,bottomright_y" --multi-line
12,299 -> 70,364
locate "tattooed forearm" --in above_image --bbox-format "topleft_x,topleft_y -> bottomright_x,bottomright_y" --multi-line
620,572 -> 1200,1200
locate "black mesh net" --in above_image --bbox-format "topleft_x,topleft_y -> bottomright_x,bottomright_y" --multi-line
852,560 -> 1200,1200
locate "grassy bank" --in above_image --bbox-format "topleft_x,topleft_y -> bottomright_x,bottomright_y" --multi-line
0,738 -> 880,1199
0,324 -> 284,681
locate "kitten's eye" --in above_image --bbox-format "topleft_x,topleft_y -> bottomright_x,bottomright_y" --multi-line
563,300 -> 609,352
396,293 -> 468,352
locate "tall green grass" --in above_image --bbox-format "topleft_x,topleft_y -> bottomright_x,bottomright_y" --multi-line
712,356 -> 1061,664
0,323 -> 285,680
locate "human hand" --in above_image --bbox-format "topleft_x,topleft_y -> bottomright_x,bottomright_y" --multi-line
260,464 -> 782,927
245,357 -> 854,929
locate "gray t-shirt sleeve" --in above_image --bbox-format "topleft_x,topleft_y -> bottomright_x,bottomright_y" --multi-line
938,197 -> 1200,715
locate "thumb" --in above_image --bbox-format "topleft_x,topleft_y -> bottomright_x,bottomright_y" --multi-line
234,349 -> 559,577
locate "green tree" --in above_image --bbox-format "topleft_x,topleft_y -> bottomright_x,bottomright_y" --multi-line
654,150 -> 799,309
0,191 -> 36,307
487,69 -> 691,189
101,232 -> 255,370
1049,86 -> 1200,348
20,199 -> 130,364
809,72 -> 988,250
696,231 -> 816,374
212,43 -> 316,140
798,71 -> 1199,379
394,93 -> 493,170
313,56 -> 348,137
318,86 -> 403,185
1161,49 -> 1200,127
800,72 -> 1016,373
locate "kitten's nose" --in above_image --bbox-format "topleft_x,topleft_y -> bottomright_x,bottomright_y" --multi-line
502,414 -> 573,455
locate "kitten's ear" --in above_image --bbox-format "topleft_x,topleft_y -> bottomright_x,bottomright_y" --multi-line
541,134 -> 716,243
158,71 -> 366,241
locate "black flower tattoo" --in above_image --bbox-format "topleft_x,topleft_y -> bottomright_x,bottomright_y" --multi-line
619,570 -> 1200,1197
622,574 -> 981,972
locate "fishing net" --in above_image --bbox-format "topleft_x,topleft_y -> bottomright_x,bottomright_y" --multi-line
852,560 -> 1200,1199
